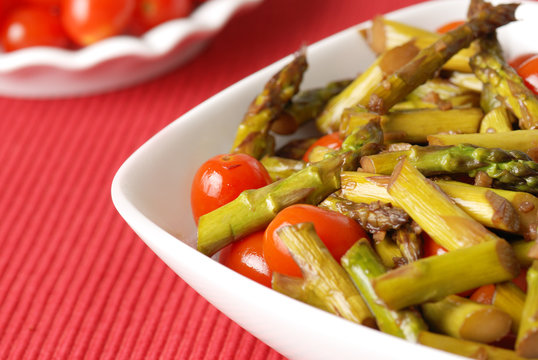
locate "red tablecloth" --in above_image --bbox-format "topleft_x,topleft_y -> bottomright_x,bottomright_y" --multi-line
0,0 -> 424,358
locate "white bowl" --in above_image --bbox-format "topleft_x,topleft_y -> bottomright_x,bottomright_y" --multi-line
0,0 -> 261,98
111,1 -> 537,359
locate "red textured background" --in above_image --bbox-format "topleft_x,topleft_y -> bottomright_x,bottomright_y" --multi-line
0,0 -> 423,358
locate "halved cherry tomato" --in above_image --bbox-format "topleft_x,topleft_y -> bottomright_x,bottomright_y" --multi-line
131,0 -> 194,34
302,132 -> 343,162
219,230 -> 272,287
515,54 -> 538,95
0,5 -> 69,51
436,20 -> 465,34
470,284 -> 496,304
191,153 -> 272,223
61,0 -> 135,46
263,204 -> 368,277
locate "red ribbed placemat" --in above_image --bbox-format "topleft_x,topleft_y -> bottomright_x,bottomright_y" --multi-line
0,0 -> 423,358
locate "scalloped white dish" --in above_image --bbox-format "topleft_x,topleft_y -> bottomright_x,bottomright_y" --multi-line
0,0 -> 262,98
111,1 -> 537,359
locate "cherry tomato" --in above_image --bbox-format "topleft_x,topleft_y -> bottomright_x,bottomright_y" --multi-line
263,204 -> 368,277
469,284 -> 496,304
22,0 -> 60,6
515,54 -> 538,95
436,20 -> 465,34
219,230 -> 272,287
0,5 -> 69,51
422,232 -> 447,257
509,53 -> 535,70
131,0 -> 194,34
191,153 -> 272,223
61,0 -> 135,46
512,268 -> 527,293
302,132 -> 343,162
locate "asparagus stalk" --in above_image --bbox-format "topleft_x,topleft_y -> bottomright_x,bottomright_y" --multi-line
434,180 -> 538,239
341,107 -> 483,143
360,144 -> 538,194
198,121 -> 383,256
360,1 -> 518,114
270,79 -> 352,135
276,223 -> 375,327
421,295 -> 512,343
480,107 -> 513,133
372,237 -> 520,310
387,158 -> 506,251
316,40 -> 420,133
418,331 -> 529,360
493,281 -> 526,334
392,225 -> 422,264
198,153 -> 345,256
374,234 -> 404,269
513,240 -> 537,268
428,130 -> 538,154
406,78 -> 476,102
516,261 -> 538,358
471,38 -> 538,130
231,49 -> 308,158
271,272 -> 331,313
361,17 -> 477,73
448,71 -> 483,92
342,106 -> 483,138
390,94 -> 479,111
341,171 -> 537,237
341,239 -> 427,341
318,194 -> 410,234
260,156 -> 306,181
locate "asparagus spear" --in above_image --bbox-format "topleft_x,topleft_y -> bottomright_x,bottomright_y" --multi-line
341,239 -> 427,341
271,272 -> 331,313
270,79 -> 352,135
513,240 -> 538,267
361,1 -> 518,114
516,261 -> 538,358
361,16 -> 477,73
448,71 -> 483,92
471,38 -> 538,130
494,281 -> 526,334
197,121 -> 383,256
418,331 -> 529,360
341,171 -> 537,237
230,48 -> 308,158
341,106 -> 483,144
276,223 -> 375,327
374,233 -> 404,269
480,107 -> 513,133
316,40 -> 420,133
318,194 -> 410,234
392,225 -> 422,264
421,295 -> 512,343
198,152 -> 345,256
260,156 -> 306,181
360,144 -> 538,194
387,158 -> 508,251
428,130 -> 538,154
372,237 -> 520,310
